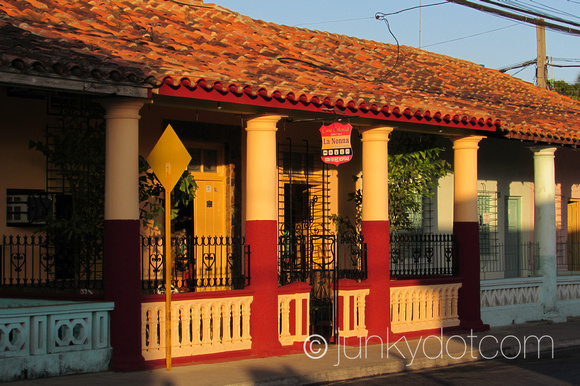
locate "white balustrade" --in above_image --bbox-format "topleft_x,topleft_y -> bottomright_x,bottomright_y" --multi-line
338,288 -> 369,338
390,283 -> 462,333
141,295 -> 253,360
480,278 -> 542,308
278,292 -> 310,346
0,299 -> 113,381
557,277 -> 580,301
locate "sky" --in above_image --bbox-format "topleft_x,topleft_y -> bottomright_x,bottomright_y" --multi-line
213,0 -> 580,86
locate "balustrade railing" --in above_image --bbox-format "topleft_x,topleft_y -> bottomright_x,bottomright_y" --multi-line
141,295 -> 253,360
337,286 -> 369,338
0,299 -> 113,381
390,282 -> 462,333
390,233 -> 457,278
1,234 -> 103,291
278,289 -> 310,346
141,235 -> 250,294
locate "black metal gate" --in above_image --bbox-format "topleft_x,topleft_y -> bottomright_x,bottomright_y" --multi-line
277,139 -> 366,342
279,233 -> 366,342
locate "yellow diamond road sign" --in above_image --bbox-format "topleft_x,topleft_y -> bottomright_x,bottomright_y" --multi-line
147,124 -> 191,191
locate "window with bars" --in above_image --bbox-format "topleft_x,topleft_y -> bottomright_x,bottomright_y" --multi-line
478,190 -> 499,258
408,194 -> 434,233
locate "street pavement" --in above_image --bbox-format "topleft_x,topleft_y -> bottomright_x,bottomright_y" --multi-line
8,317 -> 580,386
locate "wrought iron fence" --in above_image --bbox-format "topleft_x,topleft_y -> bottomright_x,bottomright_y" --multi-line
1,234 -> 103,291
480,242 -> 540,279
141,235 -> 250,294
390,233 -> 457,278
557,241 -> 580,273
278,233 -> 367,287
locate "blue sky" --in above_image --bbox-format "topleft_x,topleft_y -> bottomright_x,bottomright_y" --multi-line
214,1 -> 580,85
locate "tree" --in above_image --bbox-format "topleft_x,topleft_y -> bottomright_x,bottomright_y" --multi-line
388,146 -> 451,231
549,79 -> 580,101
333,133 -> 452,234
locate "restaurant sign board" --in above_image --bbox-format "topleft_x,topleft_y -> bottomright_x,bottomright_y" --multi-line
319,122 -> 353,166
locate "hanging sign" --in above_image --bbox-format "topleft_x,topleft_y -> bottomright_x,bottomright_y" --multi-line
319,122 -> 353,166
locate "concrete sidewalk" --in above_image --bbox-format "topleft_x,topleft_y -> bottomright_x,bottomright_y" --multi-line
9,318 -> 580,386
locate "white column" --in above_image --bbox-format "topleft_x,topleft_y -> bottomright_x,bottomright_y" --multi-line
360,127 -> 393,222
245,115 -> 282,221
531,146 -> 564,322
103,99 -> 145,220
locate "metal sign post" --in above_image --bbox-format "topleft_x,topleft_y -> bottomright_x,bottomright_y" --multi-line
147,124 -> 191,371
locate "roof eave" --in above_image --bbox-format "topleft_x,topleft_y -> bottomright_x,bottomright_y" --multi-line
156,78 -> 499,133
0,71 -> 150,98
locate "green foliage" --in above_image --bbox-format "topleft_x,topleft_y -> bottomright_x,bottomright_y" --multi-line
331,134 -> 452,234
549,79 -> 580,101
388,147 -> 450,231
139,155 -> 198,229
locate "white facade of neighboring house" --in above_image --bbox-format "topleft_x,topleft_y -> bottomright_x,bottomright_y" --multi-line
431,136 -> 580,326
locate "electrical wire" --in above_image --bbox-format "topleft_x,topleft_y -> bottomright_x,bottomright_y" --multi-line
296,17 -> 374,27
377,1 -> 448,17
479,0 -> 580,28
422,23 -> 519,48
374,13 -> 401,81
295,2 -> 448,27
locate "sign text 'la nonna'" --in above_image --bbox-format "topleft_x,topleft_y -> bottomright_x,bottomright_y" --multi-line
319,122 -> 353,166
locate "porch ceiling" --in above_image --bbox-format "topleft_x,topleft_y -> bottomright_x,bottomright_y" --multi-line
1,0 -> 580,144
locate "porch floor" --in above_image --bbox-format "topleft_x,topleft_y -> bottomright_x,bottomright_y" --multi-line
8,318 -> 580,385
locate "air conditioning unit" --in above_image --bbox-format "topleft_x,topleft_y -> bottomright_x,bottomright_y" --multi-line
6,189 -> 54,226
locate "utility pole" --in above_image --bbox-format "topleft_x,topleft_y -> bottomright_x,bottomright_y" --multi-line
536,18 -> 547,88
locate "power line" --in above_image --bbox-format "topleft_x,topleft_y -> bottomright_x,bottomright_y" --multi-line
374,13 -> 401,80
422,23 -> 519,48
525,0 -> 580,20
295,17 -> 374,27
376,1 -> 448,17
445,0 -> 580,35
295,2 -> 449,27
479,0 -> 580,28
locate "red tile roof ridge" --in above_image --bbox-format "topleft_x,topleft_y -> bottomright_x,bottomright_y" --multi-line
0,0 -> 580,143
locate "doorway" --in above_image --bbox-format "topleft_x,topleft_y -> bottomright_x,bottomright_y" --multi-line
187,144 -> 226,237
505,196 -> 521,278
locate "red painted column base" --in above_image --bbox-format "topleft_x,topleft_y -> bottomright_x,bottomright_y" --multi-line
361,220 -> 390,341
246,220 -> 284,355
104,219 -> 145,371
454,221 -> 489,332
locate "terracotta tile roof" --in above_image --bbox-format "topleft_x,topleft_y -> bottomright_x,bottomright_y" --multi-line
1,0 -> 580,143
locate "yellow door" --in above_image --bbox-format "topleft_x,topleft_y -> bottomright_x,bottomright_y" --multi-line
186,143 -> 227,290
568,200 -> 580,270
194,180 -> 224,237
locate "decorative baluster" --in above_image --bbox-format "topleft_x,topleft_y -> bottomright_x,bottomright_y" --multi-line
279,297 -> 291,339
451,284 -> 460,320
191,303 -> 201,347
241,300 -> 251,343
357,293 -> 367,331
201,305 -> 211,346
211,304 -> 220,345
231,301 -> 242,343
222,302 -> 232,344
